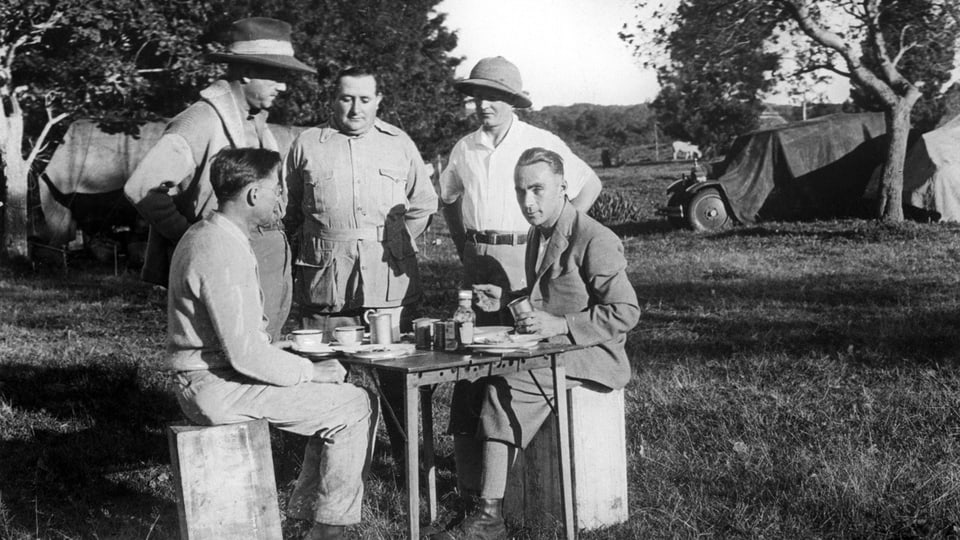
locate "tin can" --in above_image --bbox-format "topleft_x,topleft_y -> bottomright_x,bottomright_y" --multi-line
442,320 -> 460,351
414,318 -> 438,350
507,296 -> 534,320
432,320 -> 447,350
366,311 -> 393,345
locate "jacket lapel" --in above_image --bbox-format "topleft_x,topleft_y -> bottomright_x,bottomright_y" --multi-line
525,226 -> 538,291
531,202 -> 575,289
201,80 -> 246,150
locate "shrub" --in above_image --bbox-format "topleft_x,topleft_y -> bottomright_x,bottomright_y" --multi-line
587,190 -> 642,225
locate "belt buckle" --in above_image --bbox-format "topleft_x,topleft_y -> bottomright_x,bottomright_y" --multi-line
510,233 -> 519,246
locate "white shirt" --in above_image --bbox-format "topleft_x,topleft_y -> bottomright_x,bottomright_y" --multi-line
439,115 -> 598,231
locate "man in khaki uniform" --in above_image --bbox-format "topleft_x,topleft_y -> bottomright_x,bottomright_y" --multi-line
284,66 -> 438,469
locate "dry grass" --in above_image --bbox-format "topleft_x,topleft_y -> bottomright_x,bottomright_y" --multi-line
3,162 -> 960,538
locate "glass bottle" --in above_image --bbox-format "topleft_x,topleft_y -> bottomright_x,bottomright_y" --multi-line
452,289 -> 476,345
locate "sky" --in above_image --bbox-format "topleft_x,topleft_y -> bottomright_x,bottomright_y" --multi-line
436,0 -> 958,109
437,0 -> 659,108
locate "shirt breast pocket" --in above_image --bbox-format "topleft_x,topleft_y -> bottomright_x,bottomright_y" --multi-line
378,168 -> 408,210
304,171 -> 336,214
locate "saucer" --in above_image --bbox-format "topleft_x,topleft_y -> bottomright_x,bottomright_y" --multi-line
345,343 -> 417,360
292,344 -> 335,354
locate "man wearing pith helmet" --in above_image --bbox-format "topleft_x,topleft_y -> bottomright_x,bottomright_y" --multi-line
439,56 -> 602,323
125,17 -> 314,342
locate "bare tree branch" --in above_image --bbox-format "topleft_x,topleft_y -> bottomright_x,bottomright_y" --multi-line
25,92 -> 68,168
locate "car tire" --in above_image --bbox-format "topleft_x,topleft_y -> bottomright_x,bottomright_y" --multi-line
687,188 -> 730,231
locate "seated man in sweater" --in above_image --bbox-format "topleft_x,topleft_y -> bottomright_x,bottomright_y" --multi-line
431,147 -> 639,540
167,147 -> 372,540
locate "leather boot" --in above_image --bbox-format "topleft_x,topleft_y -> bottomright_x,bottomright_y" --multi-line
305,523 -> 345,540
447,490 -> 480,531
428,498 -> 506,540
421,490 -> 478,536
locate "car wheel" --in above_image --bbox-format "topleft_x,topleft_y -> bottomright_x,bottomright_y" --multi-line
687,188 -> 730,231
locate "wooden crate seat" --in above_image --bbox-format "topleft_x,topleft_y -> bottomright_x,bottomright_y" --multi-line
167,419 -> 282,540
504,386 -> 629,531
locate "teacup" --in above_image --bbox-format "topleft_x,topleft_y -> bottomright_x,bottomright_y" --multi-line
334,326 -> 365,345
291,329 -> 324,351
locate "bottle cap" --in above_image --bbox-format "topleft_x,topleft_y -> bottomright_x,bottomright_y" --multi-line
458,289 -> 472,300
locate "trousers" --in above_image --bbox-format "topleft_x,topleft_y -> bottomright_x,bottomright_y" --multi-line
447,369 -> 581,492
174,369 -> 373,525
299,306 -> 418,468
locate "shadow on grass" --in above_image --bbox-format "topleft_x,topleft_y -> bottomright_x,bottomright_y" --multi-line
0,362 -> 428,539
708,220 -> 960,242
631,273 -> 960,365
0,363 -> 184,538
608,219 -> 677,237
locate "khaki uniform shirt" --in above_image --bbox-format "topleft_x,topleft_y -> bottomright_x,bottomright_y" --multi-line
284,119 -> 438,312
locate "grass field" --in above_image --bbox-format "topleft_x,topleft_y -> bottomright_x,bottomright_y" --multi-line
3,160 -> 960,539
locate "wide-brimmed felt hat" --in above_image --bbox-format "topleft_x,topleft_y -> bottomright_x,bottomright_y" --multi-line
207,17 -> 316,74
454,56 -> 532,109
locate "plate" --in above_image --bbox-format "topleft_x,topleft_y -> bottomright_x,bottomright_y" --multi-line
474,326 -> 513,338
468,340 -> 542,352
471,332 -> 545,345
468,332 -> 546,353
345,343 -> 417,360
290,344 -> 340,359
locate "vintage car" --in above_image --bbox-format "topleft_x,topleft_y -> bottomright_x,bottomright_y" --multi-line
658,113 -> 890,231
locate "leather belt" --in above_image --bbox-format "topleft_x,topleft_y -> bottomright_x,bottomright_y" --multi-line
319,227 -> 383,242
466,229 -> 527,245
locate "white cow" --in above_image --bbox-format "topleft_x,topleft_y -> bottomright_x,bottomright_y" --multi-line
672,140 -> 702,160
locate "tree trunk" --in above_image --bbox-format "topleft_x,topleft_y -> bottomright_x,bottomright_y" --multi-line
0,94 -> 30,262
875,99 -> 915,222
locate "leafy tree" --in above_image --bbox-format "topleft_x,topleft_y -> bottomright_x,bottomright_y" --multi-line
211,0 -> 468,158
1,0 -> 464,259
624,0 -> 960,221
2,1 -> 71,261
622,0 -> 782,155
848,0 -> 956,132
522,104 -> 656,157
2,0 -> 228,260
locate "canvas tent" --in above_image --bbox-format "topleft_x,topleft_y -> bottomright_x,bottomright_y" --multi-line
714,112 -> 889,224
886,113 -> 960,221
38,119 -> 305,245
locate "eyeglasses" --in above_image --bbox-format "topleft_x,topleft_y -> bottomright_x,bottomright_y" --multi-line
256,181 -> 283,198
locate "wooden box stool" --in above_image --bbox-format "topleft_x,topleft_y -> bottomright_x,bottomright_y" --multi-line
167,419 -> 282,540
504,386 -> 629,531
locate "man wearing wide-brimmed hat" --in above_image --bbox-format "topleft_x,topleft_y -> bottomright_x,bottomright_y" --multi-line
125,17 -> 314,342
439,56 -> 602,324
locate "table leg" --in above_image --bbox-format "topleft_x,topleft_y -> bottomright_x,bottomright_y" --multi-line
405,378 -> 420,539
552,361 -> 576,540
421,385 -> 438,523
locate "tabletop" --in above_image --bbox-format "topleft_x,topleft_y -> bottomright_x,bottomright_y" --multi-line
336,342 -> 586,374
